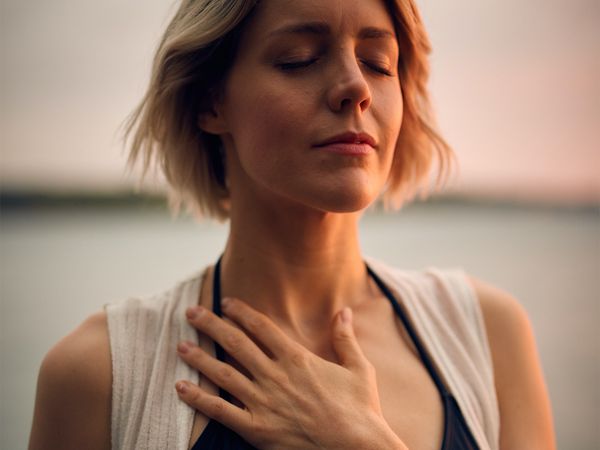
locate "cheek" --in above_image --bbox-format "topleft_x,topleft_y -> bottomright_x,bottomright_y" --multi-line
374,83 -> 403,173
225,82 -> 313,171
379,84 -> 403,145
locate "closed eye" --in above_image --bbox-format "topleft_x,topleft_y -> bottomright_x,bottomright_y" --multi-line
277,58 -> 319,71
276,58 -> 393,77
362,60 -> 393,77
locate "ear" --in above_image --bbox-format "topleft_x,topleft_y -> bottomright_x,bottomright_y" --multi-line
197,101 -> 228,135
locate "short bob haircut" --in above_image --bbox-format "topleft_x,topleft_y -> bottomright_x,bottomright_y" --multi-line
124,0 -> 455,221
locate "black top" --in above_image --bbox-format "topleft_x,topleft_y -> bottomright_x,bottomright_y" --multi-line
191,257 -> 480,449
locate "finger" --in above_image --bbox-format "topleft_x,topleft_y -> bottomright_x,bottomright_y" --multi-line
331,307 -> 369,372
221,297 -> 298,360
186,305 -> 274,378
177,341 -> 259,407
175,380 -> 252,435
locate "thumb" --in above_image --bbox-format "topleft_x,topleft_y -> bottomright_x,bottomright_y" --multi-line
331,307 -> 367,371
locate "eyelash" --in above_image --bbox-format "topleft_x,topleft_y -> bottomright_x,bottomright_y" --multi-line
277,59 -> 318,71
277,58 -> 393,77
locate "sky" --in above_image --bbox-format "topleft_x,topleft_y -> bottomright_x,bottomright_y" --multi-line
1,0 -> 599,204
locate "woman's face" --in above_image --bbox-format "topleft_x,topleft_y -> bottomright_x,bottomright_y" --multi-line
208,0 -> 403,214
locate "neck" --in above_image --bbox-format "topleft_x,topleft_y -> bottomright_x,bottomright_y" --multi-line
219,199 -> 373,343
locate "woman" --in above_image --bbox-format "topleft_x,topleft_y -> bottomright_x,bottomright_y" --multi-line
29,0 -> 556,449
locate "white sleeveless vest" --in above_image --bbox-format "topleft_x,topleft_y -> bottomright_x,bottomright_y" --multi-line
104,257 -> 500,449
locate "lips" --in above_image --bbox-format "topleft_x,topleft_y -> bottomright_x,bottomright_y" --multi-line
314,131 -> 377,149
313,131 -> 377,156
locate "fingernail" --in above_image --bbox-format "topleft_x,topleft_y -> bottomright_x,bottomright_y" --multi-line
177,341 -> 191,354
186,306 -> 205,320
176,381 -> 187,394
221,297 -> 232,309
341,307 -> 352,324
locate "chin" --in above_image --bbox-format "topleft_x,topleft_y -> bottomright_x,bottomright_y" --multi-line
256,172 -> 383,214
304,185 -> 378,213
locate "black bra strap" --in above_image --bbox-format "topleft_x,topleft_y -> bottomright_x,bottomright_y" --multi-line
212,256 -> 450,401
365,263 -> 451,397
212,255 -> 232,402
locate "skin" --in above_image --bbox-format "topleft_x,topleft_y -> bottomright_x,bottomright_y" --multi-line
28,0 -> 556,449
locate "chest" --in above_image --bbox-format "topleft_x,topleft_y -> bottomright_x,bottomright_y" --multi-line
187,300 -> 445,450
354,304 -> 445,450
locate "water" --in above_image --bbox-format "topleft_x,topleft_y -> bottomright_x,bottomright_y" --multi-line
1,202 -> 598,449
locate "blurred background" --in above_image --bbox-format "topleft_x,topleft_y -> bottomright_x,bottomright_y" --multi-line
1,0 -> 598,448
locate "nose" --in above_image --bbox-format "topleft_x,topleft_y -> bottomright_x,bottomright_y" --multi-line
326,53 -> 372,114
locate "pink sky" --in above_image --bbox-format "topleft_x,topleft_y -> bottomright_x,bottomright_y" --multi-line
1,0 -> 598,204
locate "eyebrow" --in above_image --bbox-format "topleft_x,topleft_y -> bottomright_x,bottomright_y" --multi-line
267,21 -> 395,40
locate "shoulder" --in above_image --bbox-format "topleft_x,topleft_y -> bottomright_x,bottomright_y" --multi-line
464,275 -> 545,387
465,275 -> 556,449
464,274 -> 536,388
43,310 -> 111,374
29,311 -> 111,450
464,275 -> 534,388
465,274 -> 531,343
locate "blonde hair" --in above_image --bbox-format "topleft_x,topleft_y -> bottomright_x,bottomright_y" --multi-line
123,0 -> 455,220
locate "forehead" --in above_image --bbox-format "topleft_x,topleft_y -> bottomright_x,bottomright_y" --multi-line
245,0 -> 396,40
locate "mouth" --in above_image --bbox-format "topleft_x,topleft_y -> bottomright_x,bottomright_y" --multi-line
313,131 -> 377,156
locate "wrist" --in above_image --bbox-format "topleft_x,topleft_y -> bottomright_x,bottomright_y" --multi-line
381,427 -> 408,450
351,416 -> 408,450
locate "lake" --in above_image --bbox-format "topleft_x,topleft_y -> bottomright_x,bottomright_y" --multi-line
1,200 -> 598,449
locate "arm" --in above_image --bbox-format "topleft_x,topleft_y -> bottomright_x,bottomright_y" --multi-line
467,275 -> 556,450
28,311 -> 112,450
